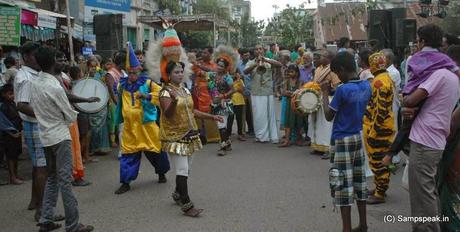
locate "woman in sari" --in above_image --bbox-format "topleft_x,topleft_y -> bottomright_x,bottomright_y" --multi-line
87,59 -> 111,154
439,106 -> 460,231
105,55 -> 124,148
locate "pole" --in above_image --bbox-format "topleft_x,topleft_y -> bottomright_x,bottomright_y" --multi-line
65,0 -> 75,65
213,20 -> 217,48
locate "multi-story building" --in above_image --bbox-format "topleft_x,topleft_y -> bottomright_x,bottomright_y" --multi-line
231,0 -> 251,23
83,0 -> 159,50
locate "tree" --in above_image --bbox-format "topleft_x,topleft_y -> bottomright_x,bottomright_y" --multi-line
182,31 -> 213,49
239,13 -> 264,47
264,4 -> 315,48
193,0 -> 230,20
441,0 -> 460,36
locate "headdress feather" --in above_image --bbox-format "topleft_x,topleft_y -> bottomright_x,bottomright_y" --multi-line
212,45 -> 240,73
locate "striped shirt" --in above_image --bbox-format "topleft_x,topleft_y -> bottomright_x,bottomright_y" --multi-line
14,66 -> 39,123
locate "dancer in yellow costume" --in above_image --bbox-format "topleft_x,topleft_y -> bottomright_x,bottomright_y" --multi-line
114,42 -> 170,195
146,18 -> 223,217
363,52 -> 395,204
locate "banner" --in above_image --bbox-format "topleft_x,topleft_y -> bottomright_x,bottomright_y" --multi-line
21,9 -> 38,26
85,0 -> 131,12
0,6 -> 20,46
38,14 -> 57,29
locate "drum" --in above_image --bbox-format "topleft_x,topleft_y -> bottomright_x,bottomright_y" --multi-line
291,88 -> 321,114
71,79 -> 109,113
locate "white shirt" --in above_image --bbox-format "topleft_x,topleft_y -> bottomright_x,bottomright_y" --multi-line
359,68 -> 374,81
387,64 -> 401,131
14,66 -> 39,123
30,72 -> 78,147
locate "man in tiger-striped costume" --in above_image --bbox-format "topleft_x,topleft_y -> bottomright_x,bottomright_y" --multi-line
363,52 -> 396,204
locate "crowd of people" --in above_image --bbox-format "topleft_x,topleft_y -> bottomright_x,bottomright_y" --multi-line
0,23 -> 459,232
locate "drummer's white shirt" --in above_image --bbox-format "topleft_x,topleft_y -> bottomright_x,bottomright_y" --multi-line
30,71 -> 78,147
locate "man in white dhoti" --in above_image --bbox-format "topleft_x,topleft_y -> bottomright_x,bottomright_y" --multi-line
308,50 -> 341,159
382,49 -> 402,164
244,45 -> 282,143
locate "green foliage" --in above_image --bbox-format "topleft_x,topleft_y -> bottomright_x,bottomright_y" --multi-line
239,13 -> 264,47
183,31 -> 213,49
440,0 -> 460,36
193,0 -> 230,20
264,4 -> 314,48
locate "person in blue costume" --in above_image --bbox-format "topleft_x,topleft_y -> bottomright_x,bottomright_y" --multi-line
114,42 -> 170,195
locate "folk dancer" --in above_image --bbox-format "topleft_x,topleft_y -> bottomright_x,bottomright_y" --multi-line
114,43 -> 170,195
206,45 -> 239,156
363,52 -> 395,205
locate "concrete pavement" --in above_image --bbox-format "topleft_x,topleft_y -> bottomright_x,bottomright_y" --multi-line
0,138 -> 411,232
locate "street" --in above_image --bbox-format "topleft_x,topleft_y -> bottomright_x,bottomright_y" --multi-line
1,137 -> 411,232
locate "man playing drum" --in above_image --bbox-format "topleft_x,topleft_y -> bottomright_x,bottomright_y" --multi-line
307,50 -> 341,159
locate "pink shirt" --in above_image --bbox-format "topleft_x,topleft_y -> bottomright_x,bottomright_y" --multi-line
409,69 -> 460,150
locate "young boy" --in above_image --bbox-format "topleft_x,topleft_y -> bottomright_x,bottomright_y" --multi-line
0,84 -> 24,185
321,52 -> 371,232
69,66 -> 93,165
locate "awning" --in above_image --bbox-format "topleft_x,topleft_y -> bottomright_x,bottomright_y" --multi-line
28,8 -> 73,19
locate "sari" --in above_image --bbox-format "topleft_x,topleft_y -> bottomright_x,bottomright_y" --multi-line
89,70 -> 111,154
438,129 -> 460,231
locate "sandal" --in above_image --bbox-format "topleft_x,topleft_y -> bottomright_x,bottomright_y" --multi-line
52,214 -> 65,222
184,207 -> 204,217
278,140 -> 290,148
68,223 -> 94,232
38,222 -> 62,232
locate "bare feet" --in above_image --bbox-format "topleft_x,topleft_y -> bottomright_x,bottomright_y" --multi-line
10,178 -> 24,185
278,140 -> 290,148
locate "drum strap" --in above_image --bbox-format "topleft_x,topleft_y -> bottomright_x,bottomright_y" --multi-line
316,67 -> 332,84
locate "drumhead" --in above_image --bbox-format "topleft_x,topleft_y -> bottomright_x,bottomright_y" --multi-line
296,89 -> 321,114
71,79 -> 109,113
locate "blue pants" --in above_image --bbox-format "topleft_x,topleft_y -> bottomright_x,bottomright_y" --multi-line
119,151 -> 170,184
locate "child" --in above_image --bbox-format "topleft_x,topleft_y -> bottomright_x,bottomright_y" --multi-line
321,52 -> 371,232
227,71 -> 247,141
279,64 -> 304,147
383,25 -> 460,164
0,84 -> 24,185
2,56 -> 18,85
69,66 -> 94,164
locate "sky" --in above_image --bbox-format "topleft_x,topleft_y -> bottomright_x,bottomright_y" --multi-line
250,0 -> 317,22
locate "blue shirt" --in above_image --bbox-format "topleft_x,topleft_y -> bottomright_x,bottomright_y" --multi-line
237,59 -> 251,96
299,66 -> 314,85
329,80 -> 371,140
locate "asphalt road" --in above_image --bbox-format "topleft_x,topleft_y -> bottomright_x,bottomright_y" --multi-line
0,136 -> 411,232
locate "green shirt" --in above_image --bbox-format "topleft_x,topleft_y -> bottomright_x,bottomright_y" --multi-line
245,59 -> 274,96
290,51 -> 299,63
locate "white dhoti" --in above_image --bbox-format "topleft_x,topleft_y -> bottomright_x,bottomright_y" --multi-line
251,95 -> 279,143
307,105 -> 332,153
